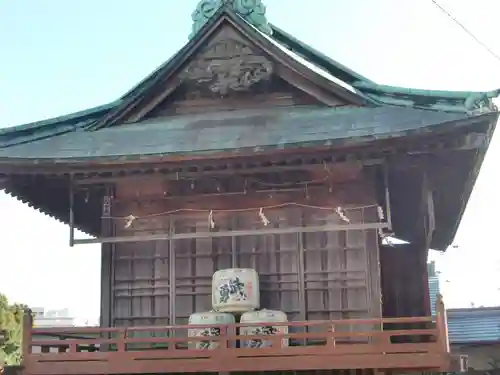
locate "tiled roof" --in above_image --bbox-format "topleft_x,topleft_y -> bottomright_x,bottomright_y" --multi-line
447,306 -> 500,344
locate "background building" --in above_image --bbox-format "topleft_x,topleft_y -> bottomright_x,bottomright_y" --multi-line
427,261 -> 441,316
428,262 -> 500,371
31,307 -> 76,327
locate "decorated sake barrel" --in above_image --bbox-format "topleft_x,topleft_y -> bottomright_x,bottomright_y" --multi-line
212,268 -> 260,313
188,311 -> 235,350
239,309 -> 289,348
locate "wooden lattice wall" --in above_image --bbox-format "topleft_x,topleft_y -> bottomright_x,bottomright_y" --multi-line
105,176 -> 382,330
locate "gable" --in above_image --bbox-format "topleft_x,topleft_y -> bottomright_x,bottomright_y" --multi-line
143,32 -> 346,118
93,14 -> 366,129
144,76 -> 327,118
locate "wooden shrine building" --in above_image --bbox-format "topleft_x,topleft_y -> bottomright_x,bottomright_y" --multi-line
1,1 -> 499,374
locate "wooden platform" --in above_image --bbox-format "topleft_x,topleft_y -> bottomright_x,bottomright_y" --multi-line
22,315 -> 459,375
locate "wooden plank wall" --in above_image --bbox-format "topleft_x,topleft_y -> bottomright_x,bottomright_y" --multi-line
380,243 -> 429,318
105,178 -> 382,328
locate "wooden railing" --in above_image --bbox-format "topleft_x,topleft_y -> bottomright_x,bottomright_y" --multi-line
22,297 -> 454,374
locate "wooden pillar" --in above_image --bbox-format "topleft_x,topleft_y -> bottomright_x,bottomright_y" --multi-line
100,191 -> 114,328
100,187 -> 115,352
168,217 -> 176,326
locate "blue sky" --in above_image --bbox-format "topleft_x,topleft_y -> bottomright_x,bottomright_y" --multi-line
0,0 -> 499,321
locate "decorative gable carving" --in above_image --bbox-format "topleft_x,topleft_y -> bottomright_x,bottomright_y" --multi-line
180,37 -> 273,97
98,21 -> 360,128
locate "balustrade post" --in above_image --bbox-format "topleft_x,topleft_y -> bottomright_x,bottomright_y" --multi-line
435,294 -> 450,353
116,329 -> 126,353
218,326 -> 228,350
329,323 -> 336,348
213,325 -> 230,365
22,308 -> 33,364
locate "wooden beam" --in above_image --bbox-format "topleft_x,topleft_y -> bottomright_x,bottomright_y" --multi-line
74,160 -> 380,186
25,352 -> 448,374
73,222 -> 389,246
0,177 -> 8,190
126,77 -> 182,123
68,175 -> 75,247
383,162 -> 393,231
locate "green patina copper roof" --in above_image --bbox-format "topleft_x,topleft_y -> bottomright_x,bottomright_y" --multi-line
0,106 -> 489,162
0,5 -> 497,148
269,24 -> 375,86
0,5 -> 497,142
0,101 -> 119,148
190,0 -> 272,39
354,81 -> 500,111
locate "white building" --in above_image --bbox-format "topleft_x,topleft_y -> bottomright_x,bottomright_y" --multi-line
427,261 -> 441,316
31,307 -> 76,327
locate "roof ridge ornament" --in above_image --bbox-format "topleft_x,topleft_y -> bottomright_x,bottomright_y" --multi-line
190,0 -> 272,39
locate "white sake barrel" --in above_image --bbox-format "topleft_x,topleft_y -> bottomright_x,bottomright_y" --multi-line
212,268 -> 259,313
240,309 -> 288,348
188,311 -> 235,350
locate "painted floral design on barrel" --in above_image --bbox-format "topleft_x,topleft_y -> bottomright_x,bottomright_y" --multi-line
198,327 -> 221,350
218,276 -> 248,303
247,325 -> 278,348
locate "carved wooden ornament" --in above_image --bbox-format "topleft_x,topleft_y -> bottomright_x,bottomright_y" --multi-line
181,38 -> 273,96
